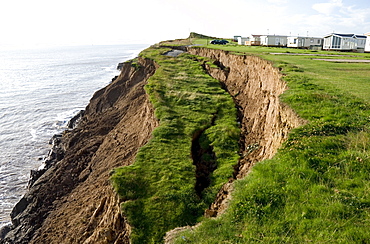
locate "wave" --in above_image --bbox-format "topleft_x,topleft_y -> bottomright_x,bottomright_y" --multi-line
54,108 -> 84,128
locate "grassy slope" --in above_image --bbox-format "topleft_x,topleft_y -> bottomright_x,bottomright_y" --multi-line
111,47 -> 240,243
170,40 -> 370,243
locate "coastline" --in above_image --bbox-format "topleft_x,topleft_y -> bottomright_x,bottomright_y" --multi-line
0,109 -> 84,240
0,44 -> 148,232
0,56 -> 158,243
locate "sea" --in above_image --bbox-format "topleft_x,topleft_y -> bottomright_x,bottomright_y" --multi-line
0,44 -> 149,228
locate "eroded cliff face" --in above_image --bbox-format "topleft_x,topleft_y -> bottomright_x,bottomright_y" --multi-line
2,47 -> 304,244
1,58 -> 159,244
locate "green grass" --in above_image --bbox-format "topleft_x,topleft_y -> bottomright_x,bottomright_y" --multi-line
265,56 -> 370,103
111,47 -> 240,243
168,38 -> 370,243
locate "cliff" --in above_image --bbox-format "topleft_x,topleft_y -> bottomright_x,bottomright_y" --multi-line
1,58 -> 159,243
1,46 -> 303,243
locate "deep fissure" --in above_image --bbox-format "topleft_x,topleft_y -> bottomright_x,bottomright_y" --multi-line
191,114 -> 217,197
199,57 -> 246,179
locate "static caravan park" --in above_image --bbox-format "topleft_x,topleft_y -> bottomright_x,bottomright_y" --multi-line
232,32 -> 370,53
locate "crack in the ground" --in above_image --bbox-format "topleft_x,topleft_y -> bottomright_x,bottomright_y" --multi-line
191,114 -> 217,197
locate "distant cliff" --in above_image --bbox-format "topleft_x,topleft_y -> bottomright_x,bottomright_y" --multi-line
1,45 -> 303,244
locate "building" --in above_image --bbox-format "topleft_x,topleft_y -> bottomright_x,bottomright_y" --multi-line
237,36 -> 249,45
245,35 -> 262,46
287,36 -> 323,49
365,33 -> 370,52
233,35 -> 241,42
260,35 -> 288,47
323,33 -> 367,51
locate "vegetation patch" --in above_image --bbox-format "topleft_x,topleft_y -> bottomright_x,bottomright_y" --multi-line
111,47 -> 239,243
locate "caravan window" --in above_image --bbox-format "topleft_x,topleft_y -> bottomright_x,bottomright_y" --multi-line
332,36 -> 341,48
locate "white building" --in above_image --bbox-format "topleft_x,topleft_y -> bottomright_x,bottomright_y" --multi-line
233,36 -> 241,42
237,36 -> 249,45
245,35 -> 262,46
323,33 -> 367,51
287,36 -> 323,49
365,33 -> 370,52
260,35 -> 288,47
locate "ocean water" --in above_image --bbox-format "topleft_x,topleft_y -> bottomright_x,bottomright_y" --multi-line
0,44 -> 148,226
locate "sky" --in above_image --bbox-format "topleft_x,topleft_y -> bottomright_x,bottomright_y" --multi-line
0,0 -> 369,48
